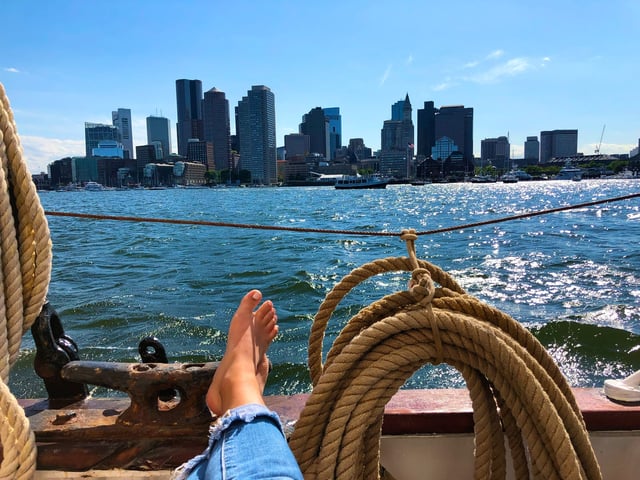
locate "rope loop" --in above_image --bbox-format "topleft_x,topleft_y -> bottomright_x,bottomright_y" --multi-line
291,238 -> 602,480
0,82 -> 52,479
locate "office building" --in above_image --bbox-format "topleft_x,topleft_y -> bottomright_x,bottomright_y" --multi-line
417,102 -> 474,168
481,136 -> 510,169
284,134 -> 310,159
92,140 -> 124,158
84,122 -> 119,157
300,107 -> 328,158
540,130 -> 578,163
112,108 -> 133,159
236,85 -> 277,184
175,79 -> 203,156
146,116 -> 172,160
203,87 -> 231,171
524,136 -> 540,162
187,139 -> 214,171
380,94 -> 414,178
323,107 -> 342,160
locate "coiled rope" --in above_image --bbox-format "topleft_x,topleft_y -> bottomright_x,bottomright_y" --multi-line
0,83 -> 52,479
289,229 -> 602,479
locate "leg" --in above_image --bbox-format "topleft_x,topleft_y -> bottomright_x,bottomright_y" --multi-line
175,290 -> 302,480
206,289 -> 278,416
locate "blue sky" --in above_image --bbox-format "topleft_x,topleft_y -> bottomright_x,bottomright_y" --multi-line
1,0 -> 638,173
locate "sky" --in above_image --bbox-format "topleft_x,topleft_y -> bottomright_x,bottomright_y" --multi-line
1,0 -> 638,174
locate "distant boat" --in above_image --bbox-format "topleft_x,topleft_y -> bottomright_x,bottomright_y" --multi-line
470,175 -> 497,183
84,181 -> 105,191
555,164 -> 582,181
335,174 -> 389,189
501,172 -> 518,183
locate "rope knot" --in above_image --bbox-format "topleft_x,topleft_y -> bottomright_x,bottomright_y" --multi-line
409,268 -> 435,306
400,228 -> 418,242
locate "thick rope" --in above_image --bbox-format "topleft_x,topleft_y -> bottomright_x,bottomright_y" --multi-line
290,229 -> 602,479
0,83 -> 52,479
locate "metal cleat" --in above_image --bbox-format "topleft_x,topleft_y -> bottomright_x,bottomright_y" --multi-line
60,360 -> 218,425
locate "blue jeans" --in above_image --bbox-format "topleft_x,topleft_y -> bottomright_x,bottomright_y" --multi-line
174,404 -> 303,480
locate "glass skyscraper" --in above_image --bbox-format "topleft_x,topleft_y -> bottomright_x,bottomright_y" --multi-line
175,79 -> 203,156
236,85 -> 276,184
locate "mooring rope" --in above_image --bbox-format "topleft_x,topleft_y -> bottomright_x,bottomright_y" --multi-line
0,83 -> 52,479
44,190 -> 640,237
289,229 -> 602,479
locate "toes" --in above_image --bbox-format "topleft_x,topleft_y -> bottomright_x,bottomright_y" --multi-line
237,290 -> 263,315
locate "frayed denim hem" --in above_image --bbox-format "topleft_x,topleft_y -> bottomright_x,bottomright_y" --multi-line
172,403 -> 284,480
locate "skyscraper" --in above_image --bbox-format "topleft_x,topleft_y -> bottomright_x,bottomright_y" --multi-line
300,107 -> 328,158
323,107 -> 342,160
146,115 -> 172,160
540,130 -> 578,163
418,103 -> 474,166
84,122 -> 119,157
524,136 -> 540,163
203,87 -> 231,171
481,136 -> 510,169
112,108 -> 133,159
236,85 -> 276,184
175,79 -> 203,156
379,94 -> 414,178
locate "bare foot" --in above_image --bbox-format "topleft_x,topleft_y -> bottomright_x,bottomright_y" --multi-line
206,290 -> 278,416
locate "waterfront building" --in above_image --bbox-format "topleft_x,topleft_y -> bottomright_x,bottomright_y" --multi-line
203,87 -> 231,171
84,122 -> 119,158
540,129 -> 578,163
347,138 -> 372,161
146,115 -> 172,160
92,140 -> 124,158
173,161 -> 207,186
236,85 -> 277,185
300,107 -> 328,159
417,102 -> 474,171
323,107 -> 342,160
380,94 -> 414,178
480,136 -> 510,170
285,133 -> 310,159
112,108 -> 133,159
525,136 -> 540,163
48,157 -> 73,187
187,139 -> 214,171
175,79 -> 203,156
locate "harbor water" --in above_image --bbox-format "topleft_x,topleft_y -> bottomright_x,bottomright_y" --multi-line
10,180 -> 640,399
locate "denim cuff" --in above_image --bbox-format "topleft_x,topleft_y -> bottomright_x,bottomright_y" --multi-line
172,404 -> 284,480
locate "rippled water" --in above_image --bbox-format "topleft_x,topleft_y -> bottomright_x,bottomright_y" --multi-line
10,180 -> 640,398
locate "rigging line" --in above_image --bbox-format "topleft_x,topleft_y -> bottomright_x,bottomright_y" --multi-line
44,191 -> 640,238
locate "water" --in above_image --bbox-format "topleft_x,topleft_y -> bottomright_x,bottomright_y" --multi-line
10,181 -> 640,398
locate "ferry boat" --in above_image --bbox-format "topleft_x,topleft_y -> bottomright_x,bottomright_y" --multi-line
84,181 -> 105,191
556,163 -> 583,181
334,174 -> 389,189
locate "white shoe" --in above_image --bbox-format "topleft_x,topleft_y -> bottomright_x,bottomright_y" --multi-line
604,369 -> 640,402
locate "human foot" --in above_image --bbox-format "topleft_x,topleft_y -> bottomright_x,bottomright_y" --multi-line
206,290 -> 278,416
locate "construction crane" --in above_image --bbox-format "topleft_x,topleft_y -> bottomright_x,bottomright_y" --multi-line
595,124 -> 606,154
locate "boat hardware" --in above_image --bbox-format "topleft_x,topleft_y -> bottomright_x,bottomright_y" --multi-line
31,303 -> 88,407
60,360 -> 217,425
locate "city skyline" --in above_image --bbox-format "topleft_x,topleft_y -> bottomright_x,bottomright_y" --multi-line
1,1 -> 638,174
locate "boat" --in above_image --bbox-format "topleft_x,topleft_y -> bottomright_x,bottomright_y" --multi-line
3,84 -> 640,480
469,174 -> 497,183
556,163 -> 583,181
501,171 -> 519,183
84,181 -> 105,191
334,174 -> 389,189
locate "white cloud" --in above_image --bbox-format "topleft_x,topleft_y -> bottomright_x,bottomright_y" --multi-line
466,58 -> 534,84
486,49 -> 505,60
3,67 -> 20,73
379,64 -> 392,86
19,135 -> 84,174
406,54 -> 414,66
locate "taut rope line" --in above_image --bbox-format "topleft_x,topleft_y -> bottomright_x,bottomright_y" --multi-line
0,83 -> 52,478
289,229 -> 602,479
44,191 -> 640,237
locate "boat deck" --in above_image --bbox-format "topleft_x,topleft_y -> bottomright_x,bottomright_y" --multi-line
23,387 -> 640,478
